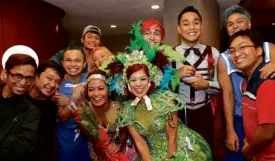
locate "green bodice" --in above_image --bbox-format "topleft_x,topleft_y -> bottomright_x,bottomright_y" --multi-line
118,90 -> 212,161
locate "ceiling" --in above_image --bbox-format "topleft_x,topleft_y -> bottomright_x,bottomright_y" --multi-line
43,0 -> 241,36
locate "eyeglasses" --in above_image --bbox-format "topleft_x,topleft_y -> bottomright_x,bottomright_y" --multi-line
8,72 -> 34,83
229,45 -> 255,55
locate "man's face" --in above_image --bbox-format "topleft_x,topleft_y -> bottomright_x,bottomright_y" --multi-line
35,68 -> 62,97
177,12 -> 202,45
226,13 -> 251,36
81,32 -> 100,50
143,25 -> 162,46
229,36 -> 262,72
62,49 -> 85,77
6,64 -> 35,96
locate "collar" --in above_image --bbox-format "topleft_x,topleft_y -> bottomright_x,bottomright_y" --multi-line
180,41 -> 201,49
131,95 -> 153,111
245,61 -> 267,96
62,74 -> 87,88
248,60 -> 266,84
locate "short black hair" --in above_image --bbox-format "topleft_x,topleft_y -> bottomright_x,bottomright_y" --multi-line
229,29 -> 262,48
63,41 -> 86,62
5,54 -> 37,72
37,60 -> 65,79
178,6 -> 202,25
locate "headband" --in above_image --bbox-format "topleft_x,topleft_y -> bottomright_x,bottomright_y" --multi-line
2,45 -> 39,69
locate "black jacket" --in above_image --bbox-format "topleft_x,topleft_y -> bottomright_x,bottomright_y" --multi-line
0,85 -> 41,161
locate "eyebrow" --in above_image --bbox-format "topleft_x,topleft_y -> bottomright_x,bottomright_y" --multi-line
181,18 -> 200,23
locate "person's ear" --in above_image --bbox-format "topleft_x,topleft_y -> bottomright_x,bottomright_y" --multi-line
256,46 -> 263,57
81,37 -> 84,44
177,25 -> 181,34
0,69 -> 8,83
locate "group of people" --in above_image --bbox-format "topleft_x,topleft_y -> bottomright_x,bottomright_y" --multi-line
0,4 -> 275,161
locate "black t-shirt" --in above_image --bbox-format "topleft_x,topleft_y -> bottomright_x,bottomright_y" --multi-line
25,94 -> 58,161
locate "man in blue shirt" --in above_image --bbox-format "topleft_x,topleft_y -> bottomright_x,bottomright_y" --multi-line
53,44 -> 90,161
217,5 -> 275,161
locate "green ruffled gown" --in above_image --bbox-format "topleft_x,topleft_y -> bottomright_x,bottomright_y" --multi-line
118,90 -> 212,161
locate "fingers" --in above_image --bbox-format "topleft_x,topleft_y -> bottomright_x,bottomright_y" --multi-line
260,63 -> 275,78
106,143 -> 119,154
235,139 -> 240,151
178,65 -> 196,78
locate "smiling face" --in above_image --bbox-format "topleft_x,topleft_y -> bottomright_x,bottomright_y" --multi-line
81,32 -> 101,50
226,13 -> 251,36
92,49 -> 111,68
230,36 -> 263,74
128,69 -> 150,98
62,49 -> 85,77
177,12 -> 202,46
5,64 -> 35,96
143,24 -> 162,46
35,68 -> 62,97
87,79 -> 108,107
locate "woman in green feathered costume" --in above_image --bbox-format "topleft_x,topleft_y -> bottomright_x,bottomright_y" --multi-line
101,20 -> 212,160
104,49 -> 212,160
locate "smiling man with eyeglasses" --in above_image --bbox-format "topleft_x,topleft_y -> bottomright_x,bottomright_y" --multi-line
0,45 -> 40,161
229,30 -> 275,161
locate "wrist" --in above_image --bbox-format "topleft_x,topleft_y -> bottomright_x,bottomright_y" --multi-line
226,124 -> 235,132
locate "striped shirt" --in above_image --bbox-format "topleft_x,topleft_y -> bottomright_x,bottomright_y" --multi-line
175,42 -> 220,110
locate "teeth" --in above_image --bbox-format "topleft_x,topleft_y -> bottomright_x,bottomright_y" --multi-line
69,69 -> 78,72
136,88 -> 144,93
94,98 -> 102,101
187,32 -> 196,36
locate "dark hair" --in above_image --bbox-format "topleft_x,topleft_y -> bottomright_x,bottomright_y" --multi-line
178,6 -> 202,25
125,64 -> 156,99
63,41 -> 86,62
37,60 -> 65,79
5,54 -> 37,72
229,29 -> 262,48
85,70 -> 107,99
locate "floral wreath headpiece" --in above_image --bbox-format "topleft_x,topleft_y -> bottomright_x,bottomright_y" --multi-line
101,21 -> 180,96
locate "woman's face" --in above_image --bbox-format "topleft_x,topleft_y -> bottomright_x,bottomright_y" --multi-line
87,79 -> 109,107
92,49 -> 111,68
128,69 -> 150,98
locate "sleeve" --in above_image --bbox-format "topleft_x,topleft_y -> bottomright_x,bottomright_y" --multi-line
50,49 -> 64,65
256,80 -> 275,125
219,50 -> 231,75
0,106 -> 40,161
117,102 -> 134,128
206,47 -> 220,94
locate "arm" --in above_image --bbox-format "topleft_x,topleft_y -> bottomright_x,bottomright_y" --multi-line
184,47 -> 220,93
217,58 -> 239,151
127,126 -> 152,161
57,104 -> 73,122
53,93 -> 72,122
0,106 -> 40,160
166,111 -> 178,155
260,43 -> 275,78
243,80 -> 275,159
243,124 -> 275,160
118,127 -> 128,148
206,47 -> 220,94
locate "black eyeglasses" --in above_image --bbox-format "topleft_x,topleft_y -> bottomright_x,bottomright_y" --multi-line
229,45 -> 255,55
8,72 -> 34,83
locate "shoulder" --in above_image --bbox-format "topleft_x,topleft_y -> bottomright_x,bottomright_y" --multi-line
23,97 -> 41,118
258,79 -> 275,94
209,46 -> 220,58
174,44 -> 182,51
50,49 -> 64,65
